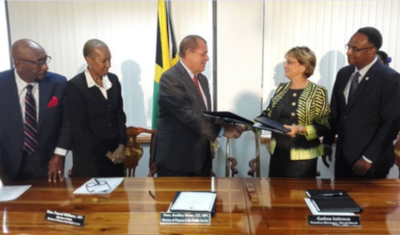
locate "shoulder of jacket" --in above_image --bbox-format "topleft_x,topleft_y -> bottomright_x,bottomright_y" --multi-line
44,72 -> 67,85
107,72 -> 118,79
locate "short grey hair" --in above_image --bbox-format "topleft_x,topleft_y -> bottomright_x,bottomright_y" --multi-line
83,39 -> 109,57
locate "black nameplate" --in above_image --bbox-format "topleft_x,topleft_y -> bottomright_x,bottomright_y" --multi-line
308,215 -> 360,226
45,210 -> 85,226
160,212 -> 211,225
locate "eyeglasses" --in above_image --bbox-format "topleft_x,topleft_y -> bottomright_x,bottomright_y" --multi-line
85,179 -> 111,193
17,56 -> 52,67
345,45 -> 374,53
284,60 -> 299,65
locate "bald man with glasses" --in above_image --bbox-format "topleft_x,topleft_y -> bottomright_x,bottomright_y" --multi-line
0,39 -> 71,181
323,27 -> 400,179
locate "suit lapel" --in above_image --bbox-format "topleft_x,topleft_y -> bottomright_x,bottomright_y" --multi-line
5,72 -> 24,134
177,63 -> 207,110
272,83 -> 290,120
197,75 -> 209,110
338,69 -> 354,111
90,85 -> 107,101
37,78 -> 52,131
347,61 -> 379,109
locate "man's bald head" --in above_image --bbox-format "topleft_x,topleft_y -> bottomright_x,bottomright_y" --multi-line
11,39 -> 49,83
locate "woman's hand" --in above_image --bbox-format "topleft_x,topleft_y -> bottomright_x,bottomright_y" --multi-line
105,144 -> 126,165
283,124 -> 301,138
112,144 -> 126,165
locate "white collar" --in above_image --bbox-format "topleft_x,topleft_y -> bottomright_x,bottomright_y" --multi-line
180,60 -> 196,79
84,69 -> 112,90
354,57 -> 378,78
14,69 -> 37,93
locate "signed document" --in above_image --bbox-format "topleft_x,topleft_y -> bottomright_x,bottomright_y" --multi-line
170,192 -> 217,213
0,185 -> 31,201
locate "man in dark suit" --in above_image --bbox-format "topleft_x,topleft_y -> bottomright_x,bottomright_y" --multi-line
155,35 -> 242,177
0,39 -> 70,181
323,27 -> 400,179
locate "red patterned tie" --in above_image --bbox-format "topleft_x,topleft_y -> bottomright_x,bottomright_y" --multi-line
24,85 -> 38,154
193,76 -> 205,105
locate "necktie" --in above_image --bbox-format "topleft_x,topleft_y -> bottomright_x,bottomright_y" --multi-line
349,71 -> 360,100
24,85 -> 38,155
193,76 -> 206,105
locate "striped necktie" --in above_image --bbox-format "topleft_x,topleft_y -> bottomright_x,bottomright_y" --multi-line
24,85 -> 38,155
193,76 -> 206,105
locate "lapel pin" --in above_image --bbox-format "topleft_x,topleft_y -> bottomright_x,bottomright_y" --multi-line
365,77 -> 369,81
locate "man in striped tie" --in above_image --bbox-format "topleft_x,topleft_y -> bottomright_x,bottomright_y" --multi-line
0,39 -> 71,181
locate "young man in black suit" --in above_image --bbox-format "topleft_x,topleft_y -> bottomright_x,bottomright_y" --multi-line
323,27 -> 400,179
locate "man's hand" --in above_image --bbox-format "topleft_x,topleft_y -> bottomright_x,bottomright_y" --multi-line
236,124 -> 253,133
352,158 -> 372,176
322,145 -> 332,168
223,125 -> 242,139
48,154 -> 65,182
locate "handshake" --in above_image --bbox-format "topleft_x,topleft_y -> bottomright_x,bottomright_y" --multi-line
219,122 -> 253,139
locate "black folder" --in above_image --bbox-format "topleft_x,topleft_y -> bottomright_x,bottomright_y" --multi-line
306,189 -> 362,213
203,111 -> 289,134
253,116 -> 290,134
310,197 -> 363,213
306,189 -> 349,198
203,111 -> 254,125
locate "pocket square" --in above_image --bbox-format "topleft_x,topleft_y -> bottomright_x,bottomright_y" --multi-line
47,96 -> 59,108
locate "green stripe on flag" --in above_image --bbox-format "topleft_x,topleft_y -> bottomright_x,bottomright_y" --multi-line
152,0 -> 178,129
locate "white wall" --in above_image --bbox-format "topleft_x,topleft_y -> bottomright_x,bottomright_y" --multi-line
214,1 -> 266,177
4,1 -> 400,178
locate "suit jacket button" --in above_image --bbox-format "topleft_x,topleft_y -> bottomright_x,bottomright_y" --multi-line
344,116 -> 347,119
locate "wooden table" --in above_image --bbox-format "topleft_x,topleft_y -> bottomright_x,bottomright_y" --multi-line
244,178 -> 400,235
0,177 -> 250,234
1,177 -> 400,234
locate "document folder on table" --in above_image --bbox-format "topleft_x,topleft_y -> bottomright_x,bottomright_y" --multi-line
306,189 -> 362,213
170,191 -> 217,215
203,111 -> 289,134
306,189 -> 348,198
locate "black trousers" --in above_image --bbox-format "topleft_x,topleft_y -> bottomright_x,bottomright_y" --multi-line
268,154 -> 318,178
157,157 -> 211,177
15,151 -> 48,180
